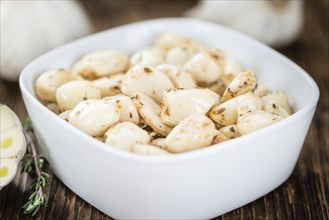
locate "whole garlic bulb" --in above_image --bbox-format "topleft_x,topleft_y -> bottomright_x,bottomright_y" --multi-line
0,1 -> 92,81
184,0 -> 304,47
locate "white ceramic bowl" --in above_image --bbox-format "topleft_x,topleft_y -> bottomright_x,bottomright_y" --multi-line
20,18 -> 319,219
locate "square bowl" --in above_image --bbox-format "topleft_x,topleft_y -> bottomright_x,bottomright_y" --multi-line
19,18 -> 319,219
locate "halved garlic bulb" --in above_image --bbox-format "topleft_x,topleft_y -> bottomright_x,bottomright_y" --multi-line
0,158 -> 18,188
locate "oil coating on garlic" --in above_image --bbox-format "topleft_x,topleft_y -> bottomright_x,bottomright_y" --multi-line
164,115 -> 216,153
68,100 -> 120,137
161,88 -> 219,126
121,65 -> 174,103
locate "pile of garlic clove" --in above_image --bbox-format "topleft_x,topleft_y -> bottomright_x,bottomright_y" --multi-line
0,104 -> 26,189
34,33 -> 292,156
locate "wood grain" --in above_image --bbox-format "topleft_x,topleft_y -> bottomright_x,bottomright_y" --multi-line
0,1 -> 328,219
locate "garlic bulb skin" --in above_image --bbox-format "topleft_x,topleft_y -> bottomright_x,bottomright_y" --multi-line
0,1 -> 92,81
184,1 -> 304,47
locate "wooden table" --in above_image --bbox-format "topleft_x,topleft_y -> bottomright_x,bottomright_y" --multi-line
1,1 -> 328,219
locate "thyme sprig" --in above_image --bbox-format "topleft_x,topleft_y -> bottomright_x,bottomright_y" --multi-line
21,119 -> 49,216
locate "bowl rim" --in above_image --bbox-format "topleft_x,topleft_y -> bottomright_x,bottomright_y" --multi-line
19,17 -> 320,163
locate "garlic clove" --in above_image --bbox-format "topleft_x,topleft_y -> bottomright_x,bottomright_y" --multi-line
103,94 -> 140,124
151,138 -> 166,148
237,108 -> 283,135
212,130 -> 229,145
263,104 -> 290,118
130,47 -> 166,67
68,99 -> 120,137
0,158 -> 18,189
262,92 -> 292,115
184,49 -> 226,84
72,51 -> 129,79
34,69 -> 76,103
161,88 -> 219,126
218,124 -> 240,139
209,92 -> 262,125
132,144 -> 170,156
156,64 -> 197,89
46,103 -> 61,115
164,115 -> 216,153
132,92 -> 172,137
0,126 -> 26,159
56,80 -> 101,111
92,73 -> 125,97
253,84 -> 269,97
166,46 -> 197,66
224,56 -> 242,75
121,65 -> 174,103
154,33 -> 189,51
220,70 -> 257,102
104,122 -> 150,152
58,110 -> 71,122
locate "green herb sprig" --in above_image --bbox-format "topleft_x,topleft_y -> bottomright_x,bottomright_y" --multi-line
21,119 -> 49,216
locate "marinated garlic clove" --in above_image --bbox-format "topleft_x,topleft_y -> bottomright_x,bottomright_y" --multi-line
237,108 -> 283,135
46,103 -> 61,115
121,65 -> 174,103
262,92 -> 292,115
184,49 -> 226,84
103,94 -> 140,124
130,47 -> 166,67
0,126 -> 26,159
35,69 -> 76,103
104,122 -> 149,152
132,92 -> 172,136
224,57 -> 242,75
221,70 -> 257,102
72,51 -> 129,79
218,124 -> 240,139
161,88 -> 219,126
0,104 -> 17,132
68,100 -> 120,137
164,115 -> 216,153
166,46 -> 197,66
253,84 -> 268,97
92,73 -> 125,97
151,138 -> 166,148
58,110 -> 71,121
156,64 -> 197,89
0,158 -> 18,189
263,103 -> 290,118
132,144 -> 170,156
56,80 -> 101,111
154,33 -> 189,50
209,92 -> 262,125
212,131 -> 229,145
